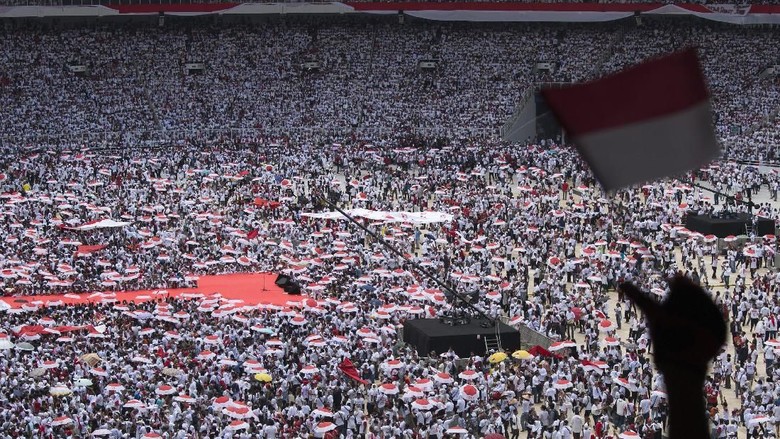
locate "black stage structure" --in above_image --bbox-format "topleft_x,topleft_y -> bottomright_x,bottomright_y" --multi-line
685,213 -> 775,238
403,318 -> 521,357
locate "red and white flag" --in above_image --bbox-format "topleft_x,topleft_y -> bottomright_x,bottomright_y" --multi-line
542,48 -> 719,191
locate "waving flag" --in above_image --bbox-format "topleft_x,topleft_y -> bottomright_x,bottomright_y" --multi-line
542,48 -> 719,191
338,358 -> 368,385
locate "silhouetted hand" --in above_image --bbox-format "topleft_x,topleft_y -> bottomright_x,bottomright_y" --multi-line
620,275 -> 726,377
620,275 -> 726,439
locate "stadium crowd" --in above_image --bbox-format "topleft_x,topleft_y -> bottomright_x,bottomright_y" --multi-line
0,14 -> 778,439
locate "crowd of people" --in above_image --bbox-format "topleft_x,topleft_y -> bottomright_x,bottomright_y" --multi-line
0,18 -> 778,162
0,13 -> 778,439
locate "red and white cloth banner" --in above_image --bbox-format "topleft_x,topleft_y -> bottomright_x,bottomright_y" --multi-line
542,48 -> 719,191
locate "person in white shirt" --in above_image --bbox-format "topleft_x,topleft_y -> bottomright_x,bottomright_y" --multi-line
570,411 -> 584,439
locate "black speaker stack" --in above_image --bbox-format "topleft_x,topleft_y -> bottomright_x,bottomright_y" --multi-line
275,274 -> 301,295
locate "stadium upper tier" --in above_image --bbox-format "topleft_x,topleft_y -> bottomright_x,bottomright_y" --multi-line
0,18 -> 777,163
1,0 -> 780,5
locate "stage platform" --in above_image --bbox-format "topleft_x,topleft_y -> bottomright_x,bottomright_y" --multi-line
403,318 -> 521,357
0,272 -> 307,309
686,213 -> 775,238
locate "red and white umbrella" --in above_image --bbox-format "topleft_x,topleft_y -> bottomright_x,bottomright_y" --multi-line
598,319 -> 616,332
413,378 -> 433,391
459,384 -> 479,401
405,386 -> 425,398
311,407 -> 334,418
765,339 -> 780,348
411,398 -> 434,410
197,350 -> 216,360
92,429 -> 112,436
433,372 -> 453,384
383,359 -> 404,370
212,396 -> 232,408
141,433 -> 162,439
748,415 -> 771,427
300,365 -> 320,375
90,368 -> 108,377
223,406 -> 253,419
553,379 -> 572,390
174,394 -> 197,404
615,377 -> 633,390
123,399 -> 145,409
314,422 -> 337,434
105,383 -> 125,392
602,336 -> 621,347
549,340 -> 576,351
379,383 -> 399,395
723,235 -> 737,243
458,369 -> 480,380
51,416 -> 73,427
41,360 -> 59,369
619,431 -> 640,439
547,256 -> 562,268
225,420 -> 249,431
155,385 -> 176,396
446,425 -> 468,434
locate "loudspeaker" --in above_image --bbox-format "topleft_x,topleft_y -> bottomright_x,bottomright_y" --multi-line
275,274 -> 291,287
284,283 -> 301,295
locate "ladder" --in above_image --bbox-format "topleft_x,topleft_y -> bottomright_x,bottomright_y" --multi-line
484,330 -> 503,354
745,223 -> 754,236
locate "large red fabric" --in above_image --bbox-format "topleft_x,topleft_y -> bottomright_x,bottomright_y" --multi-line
77,244 -> 107,254
338,358 -> 368,385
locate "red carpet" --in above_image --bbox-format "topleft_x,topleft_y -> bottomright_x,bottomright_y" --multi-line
2,272 -> 307,309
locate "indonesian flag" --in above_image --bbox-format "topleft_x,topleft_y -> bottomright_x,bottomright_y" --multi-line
542,48 -> 719,191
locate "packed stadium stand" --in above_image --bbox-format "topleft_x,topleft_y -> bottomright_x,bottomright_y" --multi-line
0,4 -> 779,439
